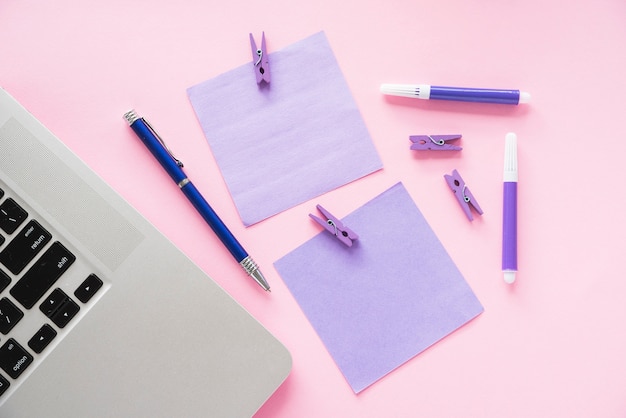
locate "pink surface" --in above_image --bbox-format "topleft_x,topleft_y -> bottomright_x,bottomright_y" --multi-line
2,0 -> 626,416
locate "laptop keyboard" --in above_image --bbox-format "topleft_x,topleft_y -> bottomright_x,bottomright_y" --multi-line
0,185 -> 104,398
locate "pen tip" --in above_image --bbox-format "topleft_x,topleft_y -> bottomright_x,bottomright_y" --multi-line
250,267 -> 271,292
240,256 -> 271,291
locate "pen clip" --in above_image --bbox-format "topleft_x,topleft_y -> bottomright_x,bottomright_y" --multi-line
143,118 -> 184,168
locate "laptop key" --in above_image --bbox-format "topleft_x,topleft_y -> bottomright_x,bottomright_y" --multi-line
0,297 -> 23,335
10,242 -> 76,309
39,288 -> 69,318
0,198 -> 28,234
39,288 -> 80,328
0,373 -> 9,397
0,338 -> 33,379
50,298 -> 79,328
0,269 -> 10,294
28,324 -> 57,354
0,220 -> 52,275
74,274 -> 103,303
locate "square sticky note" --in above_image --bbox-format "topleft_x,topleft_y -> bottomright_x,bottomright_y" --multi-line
187,32 -> 382,226
274,183 -> 484,393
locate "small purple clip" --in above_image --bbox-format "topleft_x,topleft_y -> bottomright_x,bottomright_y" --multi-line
410,134 -> 462,151
250,32 -> 270,84
444,169 -> 483,221
309,204 -> 358,247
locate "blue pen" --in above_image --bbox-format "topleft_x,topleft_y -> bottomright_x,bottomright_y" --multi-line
123,110 -> 270,291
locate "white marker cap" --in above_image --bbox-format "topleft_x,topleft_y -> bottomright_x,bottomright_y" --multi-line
504,271 -> 516,284
518,92 -> 531,104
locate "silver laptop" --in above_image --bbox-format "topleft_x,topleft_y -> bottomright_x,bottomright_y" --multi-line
0,88 -> 291,417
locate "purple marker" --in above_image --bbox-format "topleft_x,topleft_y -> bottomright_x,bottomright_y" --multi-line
380,84 -> 531,105
502,133 -> 518,284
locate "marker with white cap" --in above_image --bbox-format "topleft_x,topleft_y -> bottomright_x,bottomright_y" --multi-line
380,84 -> 531,105
502,133 -> 518,284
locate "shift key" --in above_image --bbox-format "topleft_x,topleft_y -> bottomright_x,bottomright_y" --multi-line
10,242 -> 76,309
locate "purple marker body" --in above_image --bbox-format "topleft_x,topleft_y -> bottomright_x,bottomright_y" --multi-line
502,133 -> 518,284
430,86 -> 521,105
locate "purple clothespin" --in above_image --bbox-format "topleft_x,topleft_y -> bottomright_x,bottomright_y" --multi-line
249,32 -> 270,84
410,134 -> 462,151
309,204 -> 358,247
444,169 -> 483,221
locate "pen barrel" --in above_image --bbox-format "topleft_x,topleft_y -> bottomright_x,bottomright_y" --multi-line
430,86 -> 521,104
502,182 -> 518,271
181,182 -> 248,262
129,119 -> 188,185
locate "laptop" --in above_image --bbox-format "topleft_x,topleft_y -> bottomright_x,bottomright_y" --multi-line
0,87 -> 291,417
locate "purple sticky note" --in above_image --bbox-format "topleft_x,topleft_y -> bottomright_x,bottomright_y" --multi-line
187,32 -> 383,226
274,183 -> 484,393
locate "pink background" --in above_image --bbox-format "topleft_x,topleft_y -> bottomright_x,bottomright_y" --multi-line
2,0 -> 626,416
